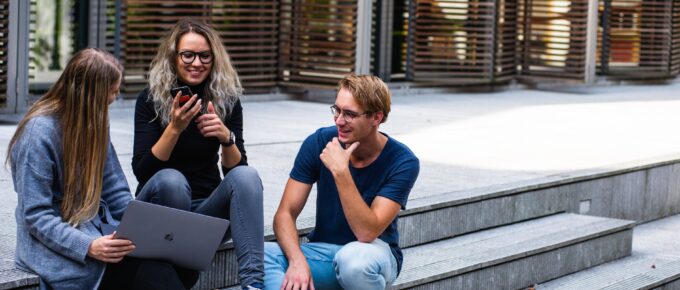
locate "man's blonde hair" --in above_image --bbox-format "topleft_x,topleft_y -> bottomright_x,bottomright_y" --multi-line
337,74 -> 391,123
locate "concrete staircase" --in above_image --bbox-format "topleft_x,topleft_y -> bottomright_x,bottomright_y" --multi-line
4,158 -> 680,289
536,212 -> 680,290
207,190 -> 635,289
392,214 -> 633,289
537,257 -> 680,290
204,157 -> 680,290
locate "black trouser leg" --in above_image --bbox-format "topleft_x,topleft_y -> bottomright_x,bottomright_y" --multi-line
99,257 -> 198,290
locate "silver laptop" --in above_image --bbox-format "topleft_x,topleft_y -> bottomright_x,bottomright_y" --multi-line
115,200 -> 229,271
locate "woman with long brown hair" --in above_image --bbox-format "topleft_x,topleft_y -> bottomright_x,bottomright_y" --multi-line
132,19 -> 264,290
8,48 -> 195,290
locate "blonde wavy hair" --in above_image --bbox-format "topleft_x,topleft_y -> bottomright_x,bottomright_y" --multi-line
7,48 -> 123,226
148,19 -> 242,125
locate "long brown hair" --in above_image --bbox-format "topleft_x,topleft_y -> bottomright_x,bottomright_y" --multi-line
148,18 -> 242,125
7,48 -> 123,226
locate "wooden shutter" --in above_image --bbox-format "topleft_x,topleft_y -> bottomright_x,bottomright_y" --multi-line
211,1 -> 278,92
410,0 -> 496,84
495,0 -> 518,81
123,0 -> 278,95
518,0 -> 589,80
598,0 -> 674,78
0,0 -> 8,108
408,0 -> 516,84
279,0 -> 357,88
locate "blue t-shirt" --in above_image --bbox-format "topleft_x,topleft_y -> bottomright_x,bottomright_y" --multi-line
290,126 -> 420,273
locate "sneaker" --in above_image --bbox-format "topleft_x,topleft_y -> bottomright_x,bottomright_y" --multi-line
244,286 -> 262,290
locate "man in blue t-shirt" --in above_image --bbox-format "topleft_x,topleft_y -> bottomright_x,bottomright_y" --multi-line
264,75 -> 420,290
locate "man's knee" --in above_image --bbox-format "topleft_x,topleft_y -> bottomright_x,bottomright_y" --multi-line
333,241 -> 384,277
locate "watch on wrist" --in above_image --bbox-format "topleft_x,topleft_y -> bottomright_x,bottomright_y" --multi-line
221,131 -> 236,147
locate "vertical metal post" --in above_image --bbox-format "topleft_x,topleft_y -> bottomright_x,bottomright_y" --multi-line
584,0 -> 599,84
600,0 -> 610,75
489,0 -> 499,82
355,0 -> 373,75
76,0 -> 89,49
521,0 -> 533,74
114,0 -> 121,59
88,0 -> 107,48
405,0 -> 415,81
374,0 -> 394,81
667,0 -> 674,76
6,0 -> 29,113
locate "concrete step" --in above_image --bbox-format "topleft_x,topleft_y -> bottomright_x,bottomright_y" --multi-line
0,211 -> 637,290
0,261 -> 38,290
198,187 -> 569,289
0,234 -> 38,290
536,256 -> 680,290
391,213 -> 634,290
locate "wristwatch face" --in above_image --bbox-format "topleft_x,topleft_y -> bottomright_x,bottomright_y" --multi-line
229,131 -> 236,144
221,131 -> 235,147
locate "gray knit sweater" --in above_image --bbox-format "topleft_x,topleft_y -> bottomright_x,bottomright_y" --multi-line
10,115 -> 132,290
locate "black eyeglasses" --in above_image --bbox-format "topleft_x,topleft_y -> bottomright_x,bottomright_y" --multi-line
330,105 -> 371,123
178,50 -> 213,64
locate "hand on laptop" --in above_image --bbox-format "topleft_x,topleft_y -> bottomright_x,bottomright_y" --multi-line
87,231 -> 136,263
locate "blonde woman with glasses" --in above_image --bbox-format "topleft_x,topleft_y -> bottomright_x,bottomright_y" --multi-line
132,19 -> 264,290
7,48 -> 193,290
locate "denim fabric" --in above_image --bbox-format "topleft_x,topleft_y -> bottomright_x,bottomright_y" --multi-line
264,239 -> 397,290
137,166 -> 264,288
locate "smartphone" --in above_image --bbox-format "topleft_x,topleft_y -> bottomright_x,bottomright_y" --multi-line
170,86 -> 193,106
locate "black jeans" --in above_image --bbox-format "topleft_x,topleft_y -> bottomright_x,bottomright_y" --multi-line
99,257 -> 199,290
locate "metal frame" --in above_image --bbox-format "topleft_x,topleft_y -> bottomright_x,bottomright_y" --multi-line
356,0 -> 373,75
89,0 -> 107,48
113,0 -> 122,59
599,0 -> 611,75
373,0 -> 394,81
405,0 -> 415,81
4,0 -> 29,114
585,0 -> 600,84
489,0 -> 500,83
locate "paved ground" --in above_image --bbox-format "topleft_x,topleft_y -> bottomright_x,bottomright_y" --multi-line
2,83 -> 680,246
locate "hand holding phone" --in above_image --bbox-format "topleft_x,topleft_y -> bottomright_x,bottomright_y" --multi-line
170,86 -> 193,106
167,86 -> 202,133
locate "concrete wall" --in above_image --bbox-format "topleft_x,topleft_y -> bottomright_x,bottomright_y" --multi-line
399,159 -> 680,248
558,162 -> 680,222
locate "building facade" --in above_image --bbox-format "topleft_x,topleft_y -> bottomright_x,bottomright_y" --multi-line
1,0 -> 679,114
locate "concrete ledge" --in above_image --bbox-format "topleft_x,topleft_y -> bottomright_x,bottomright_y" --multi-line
392,214 -> 634,290
0,263 -> 38,290
406,154 -> 680,226
537,257 -> 680,290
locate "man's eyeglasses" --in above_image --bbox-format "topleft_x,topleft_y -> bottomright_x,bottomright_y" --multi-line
330,105 -> 371,123
178,50 -> 213,64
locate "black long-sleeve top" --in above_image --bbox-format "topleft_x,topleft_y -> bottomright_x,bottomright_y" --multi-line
132,85 -> 247,199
